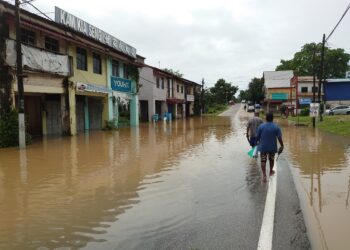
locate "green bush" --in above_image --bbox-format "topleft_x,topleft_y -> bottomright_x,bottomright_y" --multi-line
300,108 -> 310,116
0,110 -> 31,148
105,119 -> 118,130
0,110 -> 20,147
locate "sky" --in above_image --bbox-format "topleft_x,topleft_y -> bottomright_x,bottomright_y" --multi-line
16,0 -> 350,89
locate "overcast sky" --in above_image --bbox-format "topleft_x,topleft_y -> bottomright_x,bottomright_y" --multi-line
20,0 -> 350,89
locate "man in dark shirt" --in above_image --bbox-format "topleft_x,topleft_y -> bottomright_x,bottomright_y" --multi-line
256,113 -> 284,182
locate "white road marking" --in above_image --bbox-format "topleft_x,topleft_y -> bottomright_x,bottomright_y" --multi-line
257,160 -> 278,250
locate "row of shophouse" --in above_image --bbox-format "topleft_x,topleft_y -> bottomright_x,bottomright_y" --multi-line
0,1 -> 201,137
262,70 -> 350,114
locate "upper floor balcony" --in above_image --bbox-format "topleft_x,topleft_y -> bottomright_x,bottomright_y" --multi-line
5,39 -> 70,77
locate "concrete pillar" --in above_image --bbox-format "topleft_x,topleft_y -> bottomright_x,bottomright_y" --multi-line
107,58 -> 114,122
174,104 -> 178,119
84,96 -> 89,131
41,95 -> 47,135
68,85 -> 77,135
130,94 -> 139,126
149,99 -> 155,122
182,103 -> 186,118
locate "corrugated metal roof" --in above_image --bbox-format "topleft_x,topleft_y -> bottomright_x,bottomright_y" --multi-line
263,70 -> 293,88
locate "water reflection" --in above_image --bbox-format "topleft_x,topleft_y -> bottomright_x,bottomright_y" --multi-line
282,122 -> 350,250
0,117 -> 235,249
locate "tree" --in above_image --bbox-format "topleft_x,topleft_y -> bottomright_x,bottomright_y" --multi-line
246,77 -> 265,104
276,43 -> 350,79
210,79 -> 238,104
163,68 -> 183,78
238,90 -> 248,101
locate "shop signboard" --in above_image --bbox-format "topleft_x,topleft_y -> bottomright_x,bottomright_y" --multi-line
186,95 -> 194,102
271,93 -> 288,100
111,76 -> 132,93
76,82 -> 111,94
310,103 -> 319,117
55,7 -> 137,58
299,98 -> 312,105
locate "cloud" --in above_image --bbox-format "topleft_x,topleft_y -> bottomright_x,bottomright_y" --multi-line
27,0 -> 350,89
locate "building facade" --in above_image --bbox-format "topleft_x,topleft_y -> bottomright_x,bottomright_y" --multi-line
324,79 -> 350,107
138,64 -> 199,122
263,70 -> 294,113
0,1 -> 140,137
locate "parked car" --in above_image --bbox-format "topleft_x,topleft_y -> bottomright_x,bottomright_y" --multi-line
247,104 -> 255,112
254,104 -> 261,112
326,105 -> 350,115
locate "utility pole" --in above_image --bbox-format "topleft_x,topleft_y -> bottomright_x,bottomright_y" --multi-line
318,34 -> 326,122
312,45 -> 316,128
15,0 -> 26,148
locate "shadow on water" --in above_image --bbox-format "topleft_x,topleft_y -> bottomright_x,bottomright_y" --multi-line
0,116 -> 236,249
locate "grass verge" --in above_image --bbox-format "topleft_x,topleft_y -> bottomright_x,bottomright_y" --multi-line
288,115 -> 350,136
203,104 -> 230,116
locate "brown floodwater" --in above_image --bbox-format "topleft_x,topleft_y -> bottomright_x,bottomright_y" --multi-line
2,107 -> 350,249
1,113 -> 260,249
282,121 -> 350,250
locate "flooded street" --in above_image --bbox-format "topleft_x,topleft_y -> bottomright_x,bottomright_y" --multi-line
0,105 -> 268,249
1,105 -> 349,249
283,123 -> 350,250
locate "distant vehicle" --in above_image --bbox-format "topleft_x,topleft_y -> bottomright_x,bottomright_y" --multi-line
247,104 -> 255,112
326,105 -> 350,115
254,104 -> 261,112
241,100 -> 246,103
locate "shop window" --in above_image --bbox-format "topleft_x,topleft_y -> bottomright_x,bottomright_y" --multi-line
21,28 -> 36,46
312,86 -> 318,93
177,84 -> 179,93
156,78 -> 160,88
93,53 -> 102,74
301,87 -> 308,93
161,78 -> 164,89
45,36 -> 59,53
76,47 -> 87,71
112,60 -> 119,77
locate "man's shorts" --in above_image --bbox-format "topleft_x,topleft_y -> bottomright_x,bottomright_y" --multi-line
260,152 -> 275,163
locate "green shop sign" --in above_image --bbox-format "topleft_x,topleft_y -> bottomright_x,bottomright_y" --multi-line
271,93 -> 288,100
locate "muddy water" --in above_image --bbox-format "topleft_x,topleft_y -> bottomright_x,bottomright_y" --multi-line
0,112 -> 262,249
283,122 -> 350,250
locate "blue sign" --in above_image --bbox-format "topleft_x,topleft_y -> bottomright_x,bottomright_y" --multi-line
299,98 -> 311,105
111,76 -> 131,93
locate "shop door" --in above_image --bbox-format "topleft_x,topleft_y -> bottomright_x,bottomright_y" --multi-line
140,100 -> 149,122
155,101 -> 162,116
89,98 -> 102,130
186,102 -> 190,117
24,96 -> 42,136
46,95 -> 62,135
76,96 -> 85,132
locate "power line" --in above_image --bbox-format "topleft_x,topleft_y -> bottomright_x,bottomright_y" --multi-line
26,1 -> 54,21
326,2 -> 350,42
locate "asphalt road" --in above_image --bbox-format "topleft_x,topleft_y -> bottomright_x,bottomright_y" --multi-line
114,105 -> 311,250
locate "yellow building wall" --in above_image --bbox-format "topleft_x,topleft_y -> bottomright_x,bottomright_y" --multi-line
68,45 -> 107,86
